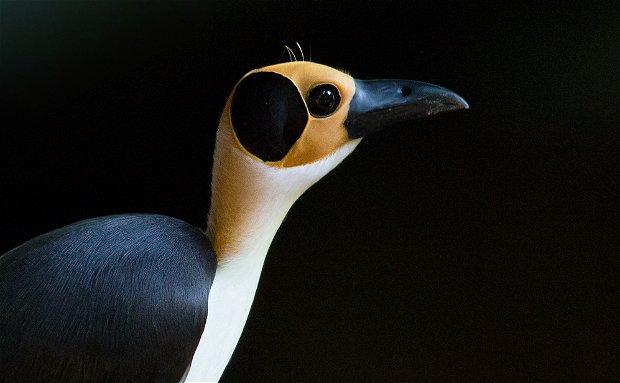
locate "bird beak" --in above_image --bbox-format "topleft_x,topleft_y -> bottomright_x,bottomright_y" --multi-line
344,79 -> 469,139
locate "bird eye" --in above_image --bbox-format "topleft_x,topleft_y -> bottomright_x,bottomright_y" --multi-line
307,84 -> 341,117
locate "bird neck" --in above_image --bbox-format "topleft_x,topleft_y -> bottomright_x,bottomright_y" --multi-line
185,112 -> 360,382
206,108 -> 360,262
206,128 -> 306,262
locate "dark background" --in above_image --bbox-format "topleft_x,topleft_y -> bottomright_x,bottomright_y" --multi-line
1,1 -> 618,381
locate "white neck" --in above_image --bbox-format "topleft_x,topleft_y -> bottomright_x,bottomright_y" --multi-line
185,117 -> 361,382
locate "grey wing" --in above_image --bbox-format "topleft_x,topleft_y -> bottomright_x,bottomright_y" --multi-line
0,214 -> 217,383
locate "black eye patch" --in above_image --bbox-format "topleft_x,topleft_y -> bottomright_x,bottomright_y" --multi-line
230,72 -> 308,162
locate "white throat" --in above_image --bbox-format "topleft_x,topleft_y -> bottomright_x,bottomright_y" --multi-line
185,120 -> 361,382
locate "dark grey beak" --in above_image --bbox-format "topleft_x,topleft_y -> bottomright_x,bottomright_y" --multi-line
344,79 -> 469,139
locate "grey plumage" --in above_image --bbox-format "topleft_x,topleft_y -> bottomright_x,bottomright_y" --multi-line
0,214 -> 216,383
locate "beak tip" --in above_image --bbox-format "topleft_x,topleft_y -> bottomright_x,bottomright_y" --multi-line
431,93 -> 468,116
459,96 -> 470,110
446,92 -> 469,111
460,98 -> 470,110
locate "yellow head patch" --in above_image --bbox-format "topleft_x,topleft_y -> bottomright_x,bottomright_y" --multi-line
226,62 -> 355,168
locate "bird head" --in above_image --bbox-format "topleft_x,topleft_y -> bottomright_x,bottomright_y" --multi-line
221,61 -> 468,168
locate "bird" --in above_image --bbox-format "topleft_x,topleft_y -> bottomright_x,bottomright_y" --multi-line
0,61 -> 467,383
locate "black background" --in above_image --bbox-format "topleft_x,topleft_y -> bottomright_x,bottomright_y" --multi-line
1,1 -> 618,382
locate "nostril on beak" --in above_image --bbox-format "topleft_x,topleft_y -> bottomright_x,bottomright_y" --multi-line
400,85 -> 412,97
